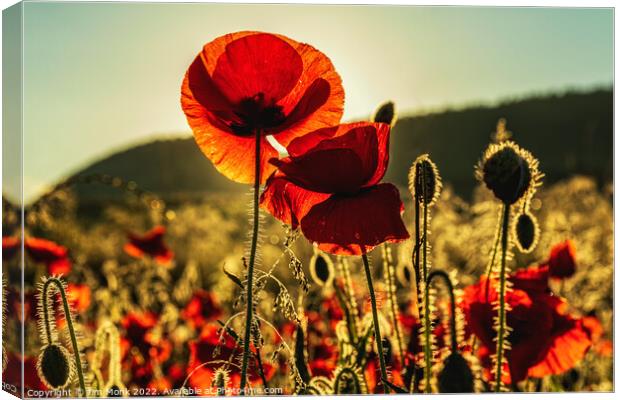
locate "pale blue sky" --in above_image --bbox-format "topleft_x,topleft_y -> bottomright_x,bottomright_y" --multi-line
10,3 -> 615,202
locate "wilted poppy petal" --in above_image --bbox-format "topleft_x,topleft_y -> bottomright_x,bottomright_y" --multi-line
300,183 -> 409,255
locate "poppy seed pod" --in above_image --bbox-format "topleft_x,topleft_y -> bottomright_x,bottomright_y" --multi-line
309,251 -> 334,287
372,101 -> 397,127
437,352 -> 475,393
396,262 -> 414,287
514,210 -> 540,253
477,142 -> 542,205
408,154 -> 442,206
37,344 -> 74,389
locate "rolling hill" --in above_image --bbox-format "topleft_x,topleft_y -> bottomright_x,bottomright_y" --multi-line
63,89 -> 612,204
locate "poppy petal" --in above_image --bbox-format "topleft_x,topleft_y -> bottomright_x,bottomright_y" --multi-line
273,123 -> 389,193
300,183 -> 409,255
259,174 -> 330,229
528,315 -> 591,378
548,240 -> 577,279
181,31 -> 344,185
212,33 -> 303,103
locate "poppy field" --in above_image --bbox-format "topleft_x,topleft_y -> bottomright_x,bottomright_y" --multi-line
1,30 -> 613,397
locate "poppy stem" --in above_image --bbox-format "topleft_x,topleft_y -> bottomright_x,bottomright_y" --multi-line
361,253 -> 390,393
426,270 -> 457,353
421,174 -> 433,393
413,200 -> 422,316
484,207 -> 503,301
42,278 -> 87,397
239,129 -> 262,394
494,204 -> 510,392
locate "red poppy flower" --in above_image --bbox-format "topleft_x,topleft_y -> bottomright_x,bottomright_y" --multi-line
65,283 -> 91,313
321,294 -> 344,331
147,377 -> 173,395
181,31 -> 344,184
308,337 -> 339,377
260,122 -> 409,255
124,226 -> 174,264
547,240 -> 577,279
187,325 -> 274,391
582,315 -> 613,357
24,237 -> 71,275
121,311 -> 159,354
2,236 -> 19,261
181,290 -> 223,329
461,265 -> 591,384
166,362 -> 187,389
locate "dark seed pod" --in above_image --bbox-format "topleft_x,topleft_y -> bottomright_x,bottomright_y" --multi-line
514,210 -> 540,253
396,262 -> 414,287
437,352 -> 474,393
408,154 -> 442,206
334,366 -> 367,394
37,344 -> 74,389
477,142 -> 541,205
309,251 -> 334,287
105,384 -> 127,397
372,101 -> 397,127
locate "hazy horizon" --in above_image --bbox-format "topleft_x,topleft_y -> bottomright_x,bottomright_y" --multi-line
2,3 -> 613,202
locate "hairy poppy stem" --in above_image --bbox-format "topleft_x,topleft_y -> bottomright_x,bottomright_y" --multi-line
42,278 -> 87,396
413,201 -> 421,313
421,173 -> 433,393
494,204 -> 510,392
427,270 -> 457,353
361,253 -> 390,393
239,130 -> 262,394
484,207 -> 503,301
